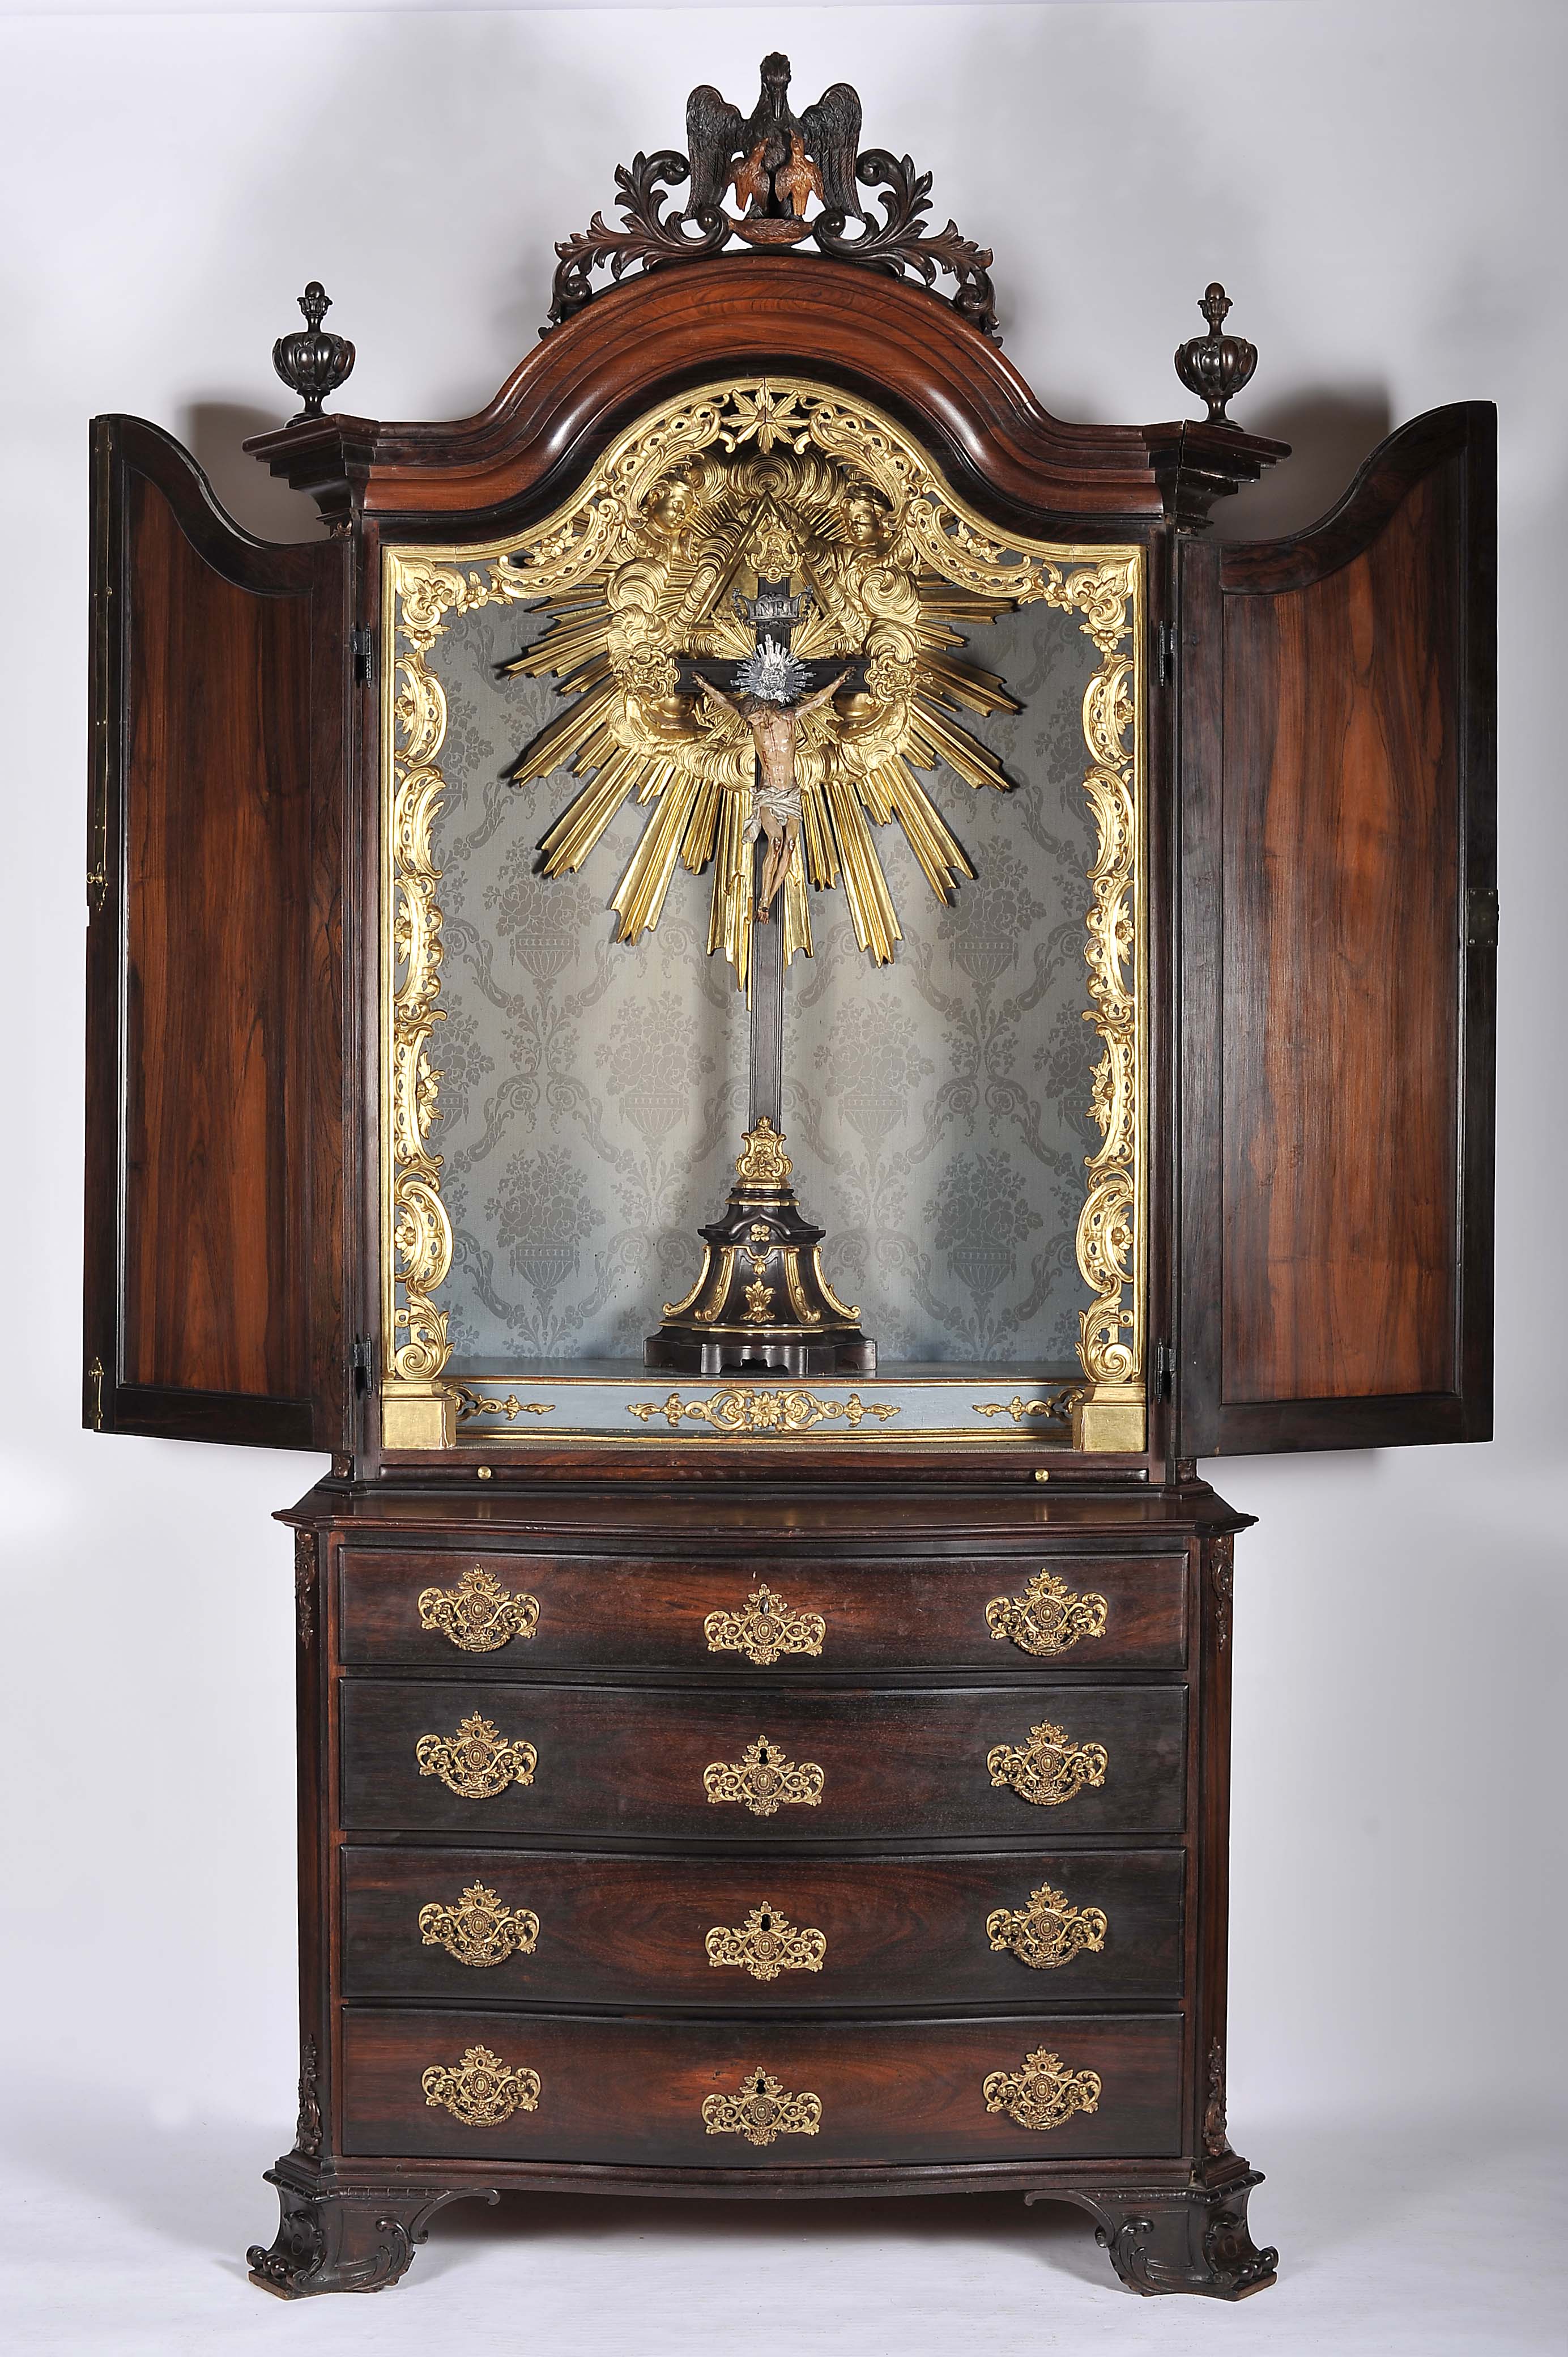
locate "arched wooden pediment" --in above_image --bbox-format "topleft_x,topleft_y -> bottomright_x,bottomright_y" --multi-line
247,257 -> 1284,538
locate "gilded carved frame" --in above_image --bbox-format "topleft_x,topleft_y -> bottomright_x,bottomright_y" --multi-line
378,378 -> 1145,1452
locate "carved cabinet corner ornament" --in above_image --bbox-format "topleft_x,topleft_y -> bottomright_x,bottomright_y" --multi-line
985,1569 -> 1107,1656
417,1564 -> 540,1653
415,1713 -> 537,1799
701,2066 -> 823,2146
987,1719 -> 1109,1808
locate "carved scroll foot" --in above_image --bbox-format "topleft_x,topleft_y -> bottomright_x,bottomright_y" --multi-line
247,2166 -> 500,2298
1039,2173 -> 1278,2300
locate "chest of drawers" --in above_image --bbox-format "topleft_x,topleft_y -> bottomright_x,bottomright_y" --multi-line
246,1482 -> 1277,2300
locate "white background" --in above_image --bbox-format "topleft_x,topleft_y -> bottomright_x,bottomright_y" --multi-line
3,4 -> 1564,2351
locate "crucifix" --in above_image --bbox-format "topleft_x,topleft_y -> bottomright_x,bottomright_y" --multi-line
647,583 -> 876,1376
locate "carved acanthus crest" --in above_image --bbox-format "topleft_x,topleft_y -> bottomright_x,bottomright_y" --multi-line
547,53 -> 997,338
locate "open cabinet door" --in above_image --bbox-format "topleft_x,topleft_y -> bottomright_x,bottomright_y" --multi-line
1176,403 -> 1495,1457
84,416 -> 352,1450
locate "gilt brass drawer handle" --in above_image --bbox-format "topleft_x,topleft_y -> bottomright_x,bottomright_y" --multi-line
982,2046 -> 1102,2133
986,1881 -> 1108,1970
417,1565 -> 539,1653
704,1583 -> 825,1665
415,1712 -> 537,1799
704,1736 -> 824,1817
706,1903 -> 826,1981
987,1719 -> 1108,1807
985,1569 -> 1107,1656
702,2066 -> 822,2147
419,1881 -> 539,1967
421,2043 -> 540,2127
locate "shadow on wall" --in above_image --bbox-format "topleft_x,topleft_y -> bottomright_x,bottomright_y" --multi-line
1215,386 -> 1394,543
178,402 -> 322,543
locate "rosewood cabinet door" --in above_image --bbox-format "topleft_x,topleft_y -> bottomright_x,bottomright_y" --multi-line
84,416 -> 352,1450
1177,402 -> 1495,1456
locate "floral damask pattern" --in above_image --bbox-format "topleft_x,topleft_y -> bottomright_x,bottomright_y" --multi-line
427,597 -> 1097,1367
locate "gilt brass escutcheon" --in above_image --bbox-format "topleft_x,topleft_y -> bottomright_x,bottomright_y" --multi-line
986,1719 -> 1108,1807
415,1712 -> 537,1799
985,1569 -> 1107,1656
701,2066 -> 822,2146
706,1903 -> 826,1981
419,1881 -> 540,1967
986,1880 -> 1108,1969
417,1564 -> 540,1653
704,1582 -> 825,1665
704,1735 -> 824,1816
982,2046 -> 1102,2132
421,2043 -> 540,2126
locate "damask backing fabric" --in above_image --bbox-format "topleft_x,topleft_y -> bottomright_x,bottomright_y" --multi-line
428,597 -> 1100,1369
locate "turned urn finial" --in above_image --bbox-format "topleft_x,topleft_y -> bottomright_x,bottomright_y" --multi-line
1174,282 -> 1258,428
272,281 -> 356,424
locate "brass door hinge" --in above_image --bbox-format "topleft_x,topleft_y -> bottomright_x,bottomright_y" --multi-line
85,1354 -> 105,1431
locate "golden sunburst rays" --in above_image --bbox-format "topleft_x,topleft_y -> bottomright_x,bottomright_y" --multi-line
504,473 -> 1027,989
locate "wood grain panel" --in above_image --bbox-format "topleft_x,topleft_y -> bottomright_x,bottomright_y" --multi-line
121,473 -> 315,1397
339,1680 -> 1185,1840
1178,401 -> 1495,1453
340,2007 -> 1183,2165
84,416 -> 351,1449
342,1845 -> 1185,2005
1221,467 -> 1459,1401
339,1550 -> 1187,1673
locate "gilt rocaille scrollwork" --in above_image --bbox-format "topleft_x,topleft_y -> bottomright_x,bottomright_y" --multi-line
629,1387 -> 898,1435
986,1881 -> 1109,1971
419,1882 -> 540,1968
986,1719 -> 1109,1808
421,2044 -> 540,2128
985,1569 -> 1108,1657
701,2066 -> 823,2147
706,1903 -> 827,1981
415,1713 -> 538,1799
704,1584 -> 825,1664
704,1735 -> 824,1816
381,381 -> 1141,1422
416,1565 -> 540,1653
982,2046 -> 1102,2133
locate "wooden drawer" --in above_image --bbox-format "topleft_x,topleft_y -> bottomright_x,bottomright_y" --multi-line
338,1549 -> 1186,1673
340,2007 -> 1183,2164
339,1682 -> 1186,1840
342,1845 -> 1185,2006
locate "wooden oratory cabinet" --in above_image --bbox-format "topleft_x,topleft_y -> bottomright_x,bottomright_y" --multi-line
84,58 -> 1495,2302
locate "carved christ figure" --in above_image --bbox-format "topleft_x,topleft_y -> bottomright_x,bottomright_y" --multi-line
698,639 -> 848,920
